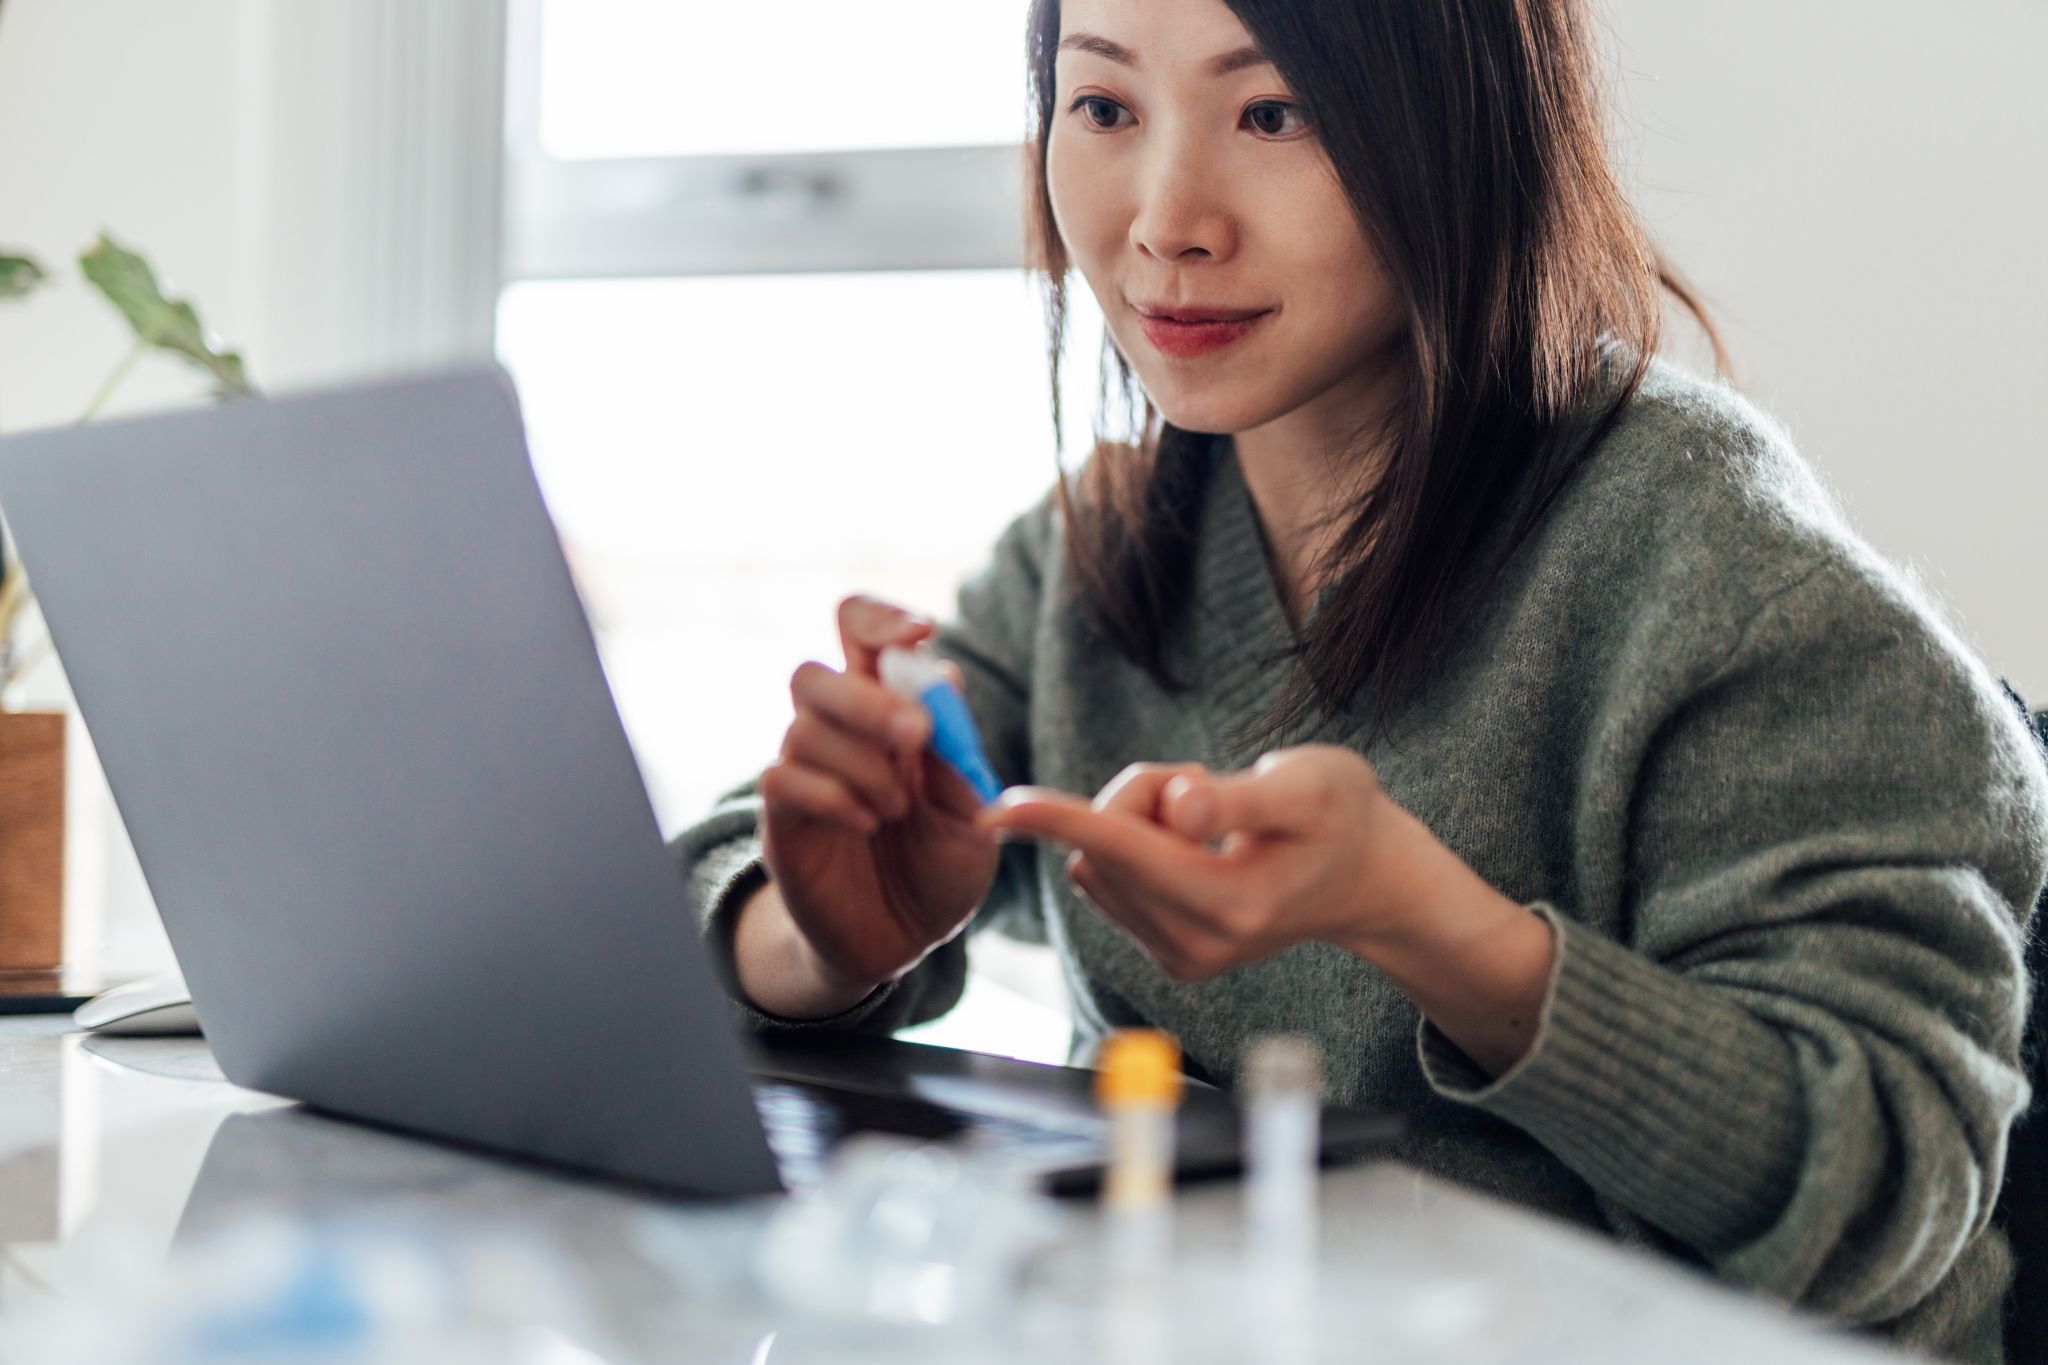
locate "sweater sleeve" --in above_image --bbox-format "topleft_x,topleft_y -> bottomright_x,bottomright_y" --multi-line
665,486 -> 1060,1033
1414,553 -> 2048,1326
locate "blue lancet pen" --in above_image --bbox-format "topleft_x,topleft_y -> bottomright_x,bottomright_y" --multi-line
879,645 -> 1004,804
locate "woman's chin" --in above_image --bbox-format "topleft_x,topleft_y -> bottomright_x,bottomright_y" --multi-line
1142,391 -> 1266,438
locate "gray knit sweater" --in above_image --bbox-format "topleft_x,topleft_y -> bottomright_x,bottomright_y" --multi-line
671,358 -> 2048,1362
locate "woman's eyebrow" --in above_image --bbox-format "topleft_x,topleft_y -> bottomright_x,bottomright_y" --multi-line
1056,32 -> 1273,77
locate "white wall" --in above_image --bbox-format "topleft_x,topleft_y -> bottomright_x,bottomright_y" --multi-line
0,0 -> 503,973
1605,0 -> 2048,699
0,1 -> 251,427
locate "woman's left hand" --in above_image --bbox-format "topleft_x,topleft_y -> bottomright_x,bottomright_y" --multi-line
975,744 -> 1429,979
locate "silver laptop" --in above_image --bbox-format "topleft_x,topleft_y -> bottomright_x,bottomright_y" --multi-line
0,365 -> 1398,1197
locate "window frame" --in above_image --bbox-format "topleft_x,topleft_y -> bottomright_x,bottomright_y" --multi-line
501,0 -> 1032,281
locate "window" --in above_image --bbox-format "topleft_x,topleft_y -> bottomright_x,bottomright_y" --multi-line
494,270 -> 1098,827
534,1 -> 1029,159
498,0 -> 1092,1061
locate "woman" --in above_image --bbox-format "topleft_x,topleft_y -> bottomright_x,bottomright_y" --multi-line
673,1 -> 2048,1359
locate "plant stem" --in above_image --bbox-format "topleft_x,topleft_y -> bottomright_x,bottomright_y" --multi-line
78,340 -> 147,424
5,629 -> 50,695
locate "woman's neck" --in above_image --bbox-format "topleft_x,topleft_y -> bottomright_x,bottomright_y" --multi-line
1228,363 -> 1404,630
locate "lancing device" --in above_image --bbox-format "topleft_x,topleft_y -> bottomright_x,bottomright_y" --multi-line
878,644 -> 1004,804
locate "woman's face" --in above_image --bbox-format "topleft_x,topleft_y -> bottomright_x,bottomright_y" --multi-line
1046,0 -> 1404,440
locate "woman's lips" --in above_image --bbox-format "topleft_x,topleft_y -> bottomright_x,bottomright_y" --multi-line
1136,308 -> 1272,359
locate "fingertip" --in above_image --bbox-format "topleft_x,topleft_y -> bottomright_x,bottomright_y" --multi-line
1163,775 -> 1215,840
977,793 -> 1044,835
984,786 -> 1035,815
845,598 -> 933,658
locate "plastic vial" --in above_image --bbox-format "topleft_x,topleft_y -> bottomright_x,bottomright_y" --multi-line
1243,1034 -> 1323,1270
1096,1028 -> 1183,1275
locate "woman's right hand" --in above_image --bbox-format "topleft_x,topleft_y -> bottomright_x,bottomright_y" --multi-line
750,594 -> 1003,1004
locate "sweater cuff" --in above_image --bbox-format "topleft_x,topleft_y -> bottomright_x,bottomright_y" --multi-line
697,848 -> 902,1035
1415,902 -> 1801,1253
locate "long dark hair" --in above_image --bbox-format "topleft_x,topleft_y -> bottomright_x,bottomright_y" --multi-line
1024,0 -> 1726,758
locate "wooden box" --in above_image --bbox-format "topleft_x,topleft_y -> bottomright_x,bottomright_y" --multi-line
0,710 -> 65,970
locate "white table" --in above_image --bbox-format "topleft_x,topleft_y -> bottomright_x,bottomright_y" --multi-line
0,1016 -> 1908,1363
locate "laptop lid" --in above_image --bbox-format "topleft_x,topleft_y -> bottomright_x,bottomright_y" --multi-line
0,365 -> 783,1197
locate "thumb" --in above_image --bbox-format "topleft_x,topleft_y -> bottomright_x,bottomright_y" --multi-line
1160,759 -> 1313,843
838,593 -> 934,680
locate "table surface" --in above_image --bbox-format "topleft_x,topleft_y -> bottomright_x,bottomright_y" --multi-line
0,1015 -> 1909,1364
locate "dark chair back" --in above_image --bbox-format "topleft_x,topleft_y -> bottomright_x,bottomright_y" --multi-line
1997,680 -> 2048,1363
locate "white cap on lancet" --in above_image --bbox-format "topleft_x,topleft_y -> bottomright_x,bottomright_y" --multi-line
879,645 -> 945,700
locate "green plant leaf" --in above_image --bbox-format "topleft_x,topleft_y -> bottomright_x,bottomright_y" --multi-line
78,232 -> 253,397
0,253 -> 46,301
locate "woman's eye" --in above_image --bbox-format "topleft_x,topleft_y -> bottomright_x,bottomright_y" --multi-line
1064,95 -> 1306,138
1243,100 -> 1309,138
1070,95 -> 1131,131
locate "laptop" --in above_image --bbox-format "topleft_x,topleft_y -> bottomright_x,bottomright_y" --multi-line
0,365 -> 1400,1197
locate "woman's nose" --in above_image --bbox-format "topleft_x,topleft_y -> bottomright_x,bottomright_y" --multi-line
1128,138 -> 1236,264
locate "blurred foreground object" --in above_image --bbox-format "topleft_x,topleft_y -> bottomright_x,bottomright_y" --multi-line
757,1134 -> 1062,1326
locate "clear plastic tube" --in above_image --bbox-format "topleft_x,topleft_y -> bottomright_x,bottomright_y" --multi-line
1096,1030 -> 1182,1279
1095,1030 -> 1183,1365
1104,1100 -> 1175,1267
1243,1035 -> 1322,1269
1240,1035 -> 1324,1363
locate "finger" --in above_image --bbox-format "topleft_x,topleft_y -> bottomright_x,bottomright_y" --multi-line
1066,851 -> 1147,931
780,711 -> 911,822
760,761 -> 879,836
919,747 -> 984,819
836,593 -> 934,681
1066,849 -> 1154,934
979,788 -> 1231,911
1066,853 -> 1210,979
791,661 -> 929,760
1065,851 -> 1113,917
1094,761 -> 1211,827
1160,752 -> 1332,843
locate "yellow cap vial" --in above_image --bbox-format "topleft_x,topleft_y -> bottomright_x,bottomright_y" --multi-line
1097,1028 -> 1184,1108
